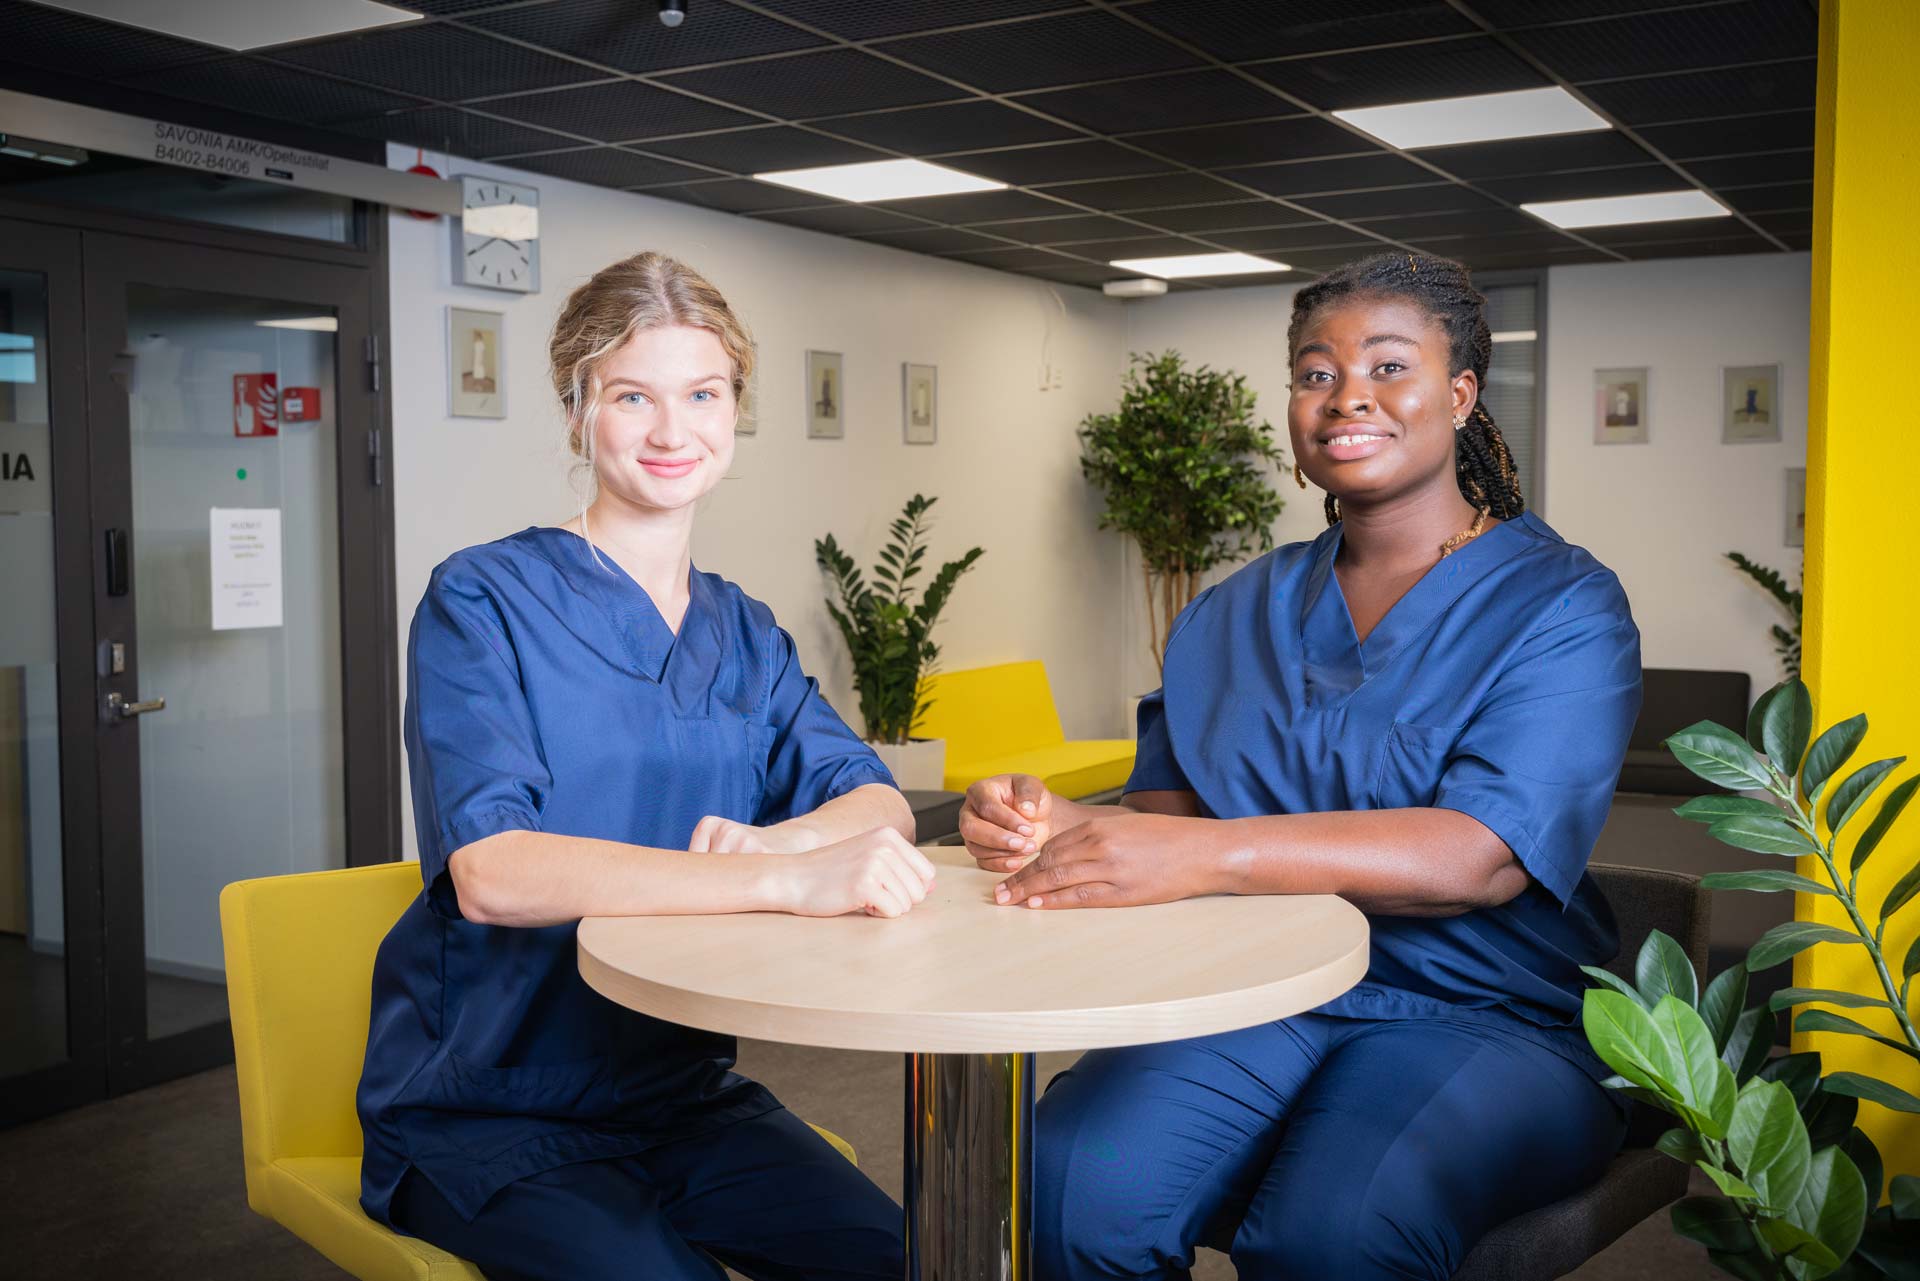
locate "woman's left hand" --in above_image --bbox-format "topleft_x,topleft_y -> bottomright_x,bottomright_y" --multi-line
689,815 -> 815,855
993,813 -> 1220,909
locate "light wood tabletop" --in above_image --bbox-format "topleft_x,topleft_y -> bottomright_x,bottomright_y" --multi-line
578,845 -> 1370,1054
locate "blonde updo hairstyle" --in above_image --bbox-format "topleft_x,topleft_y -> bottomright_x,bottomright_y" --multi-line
548,252 -> 756,494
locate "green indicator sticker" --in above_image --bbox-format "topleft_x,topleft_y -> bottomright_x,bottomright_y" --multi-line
236,468 -> 248,480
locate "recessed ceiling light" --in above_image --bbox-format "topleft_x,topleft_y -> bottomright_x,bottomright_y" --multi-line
1522,190 -> 1730,229
1107,252 -> 1290,279
256,317 -> 339,332
1334,87 -> 1609,150
753,159 -> 1006,203
1490,329 -> 1538,343
34,0 -> 421,52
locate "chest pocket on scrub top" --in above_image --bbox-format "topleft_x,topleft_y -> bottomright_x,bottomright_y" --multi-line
671,712 -> 776,822
1371,720 -> 1463,811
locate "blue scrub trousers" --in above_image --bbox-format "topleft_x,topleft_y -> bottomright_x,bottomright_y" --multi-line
389,1108 -> 903,1281
1035,1012 -> 1625,1280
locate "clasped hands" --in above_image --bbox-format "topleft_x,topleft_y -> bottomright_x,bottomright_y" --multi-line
959,774 -> 1215,910
687,814 -> 935,920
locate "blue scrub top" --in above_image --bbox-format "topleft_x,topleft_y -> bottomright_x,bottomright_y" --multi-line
1131,510 -> 1641,1060
358,527 -> 894,1224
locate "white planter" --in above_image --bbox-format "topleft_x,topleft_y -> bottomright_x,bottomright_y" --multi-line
869,737 -> 947,791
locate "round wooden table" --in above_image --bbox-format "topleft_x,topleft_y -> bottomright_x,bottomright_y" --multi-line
578,845 -> 1369,1281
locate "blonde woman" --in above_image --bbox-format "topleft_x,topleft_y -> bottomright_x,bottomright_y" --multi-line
356,253 -> 929,1281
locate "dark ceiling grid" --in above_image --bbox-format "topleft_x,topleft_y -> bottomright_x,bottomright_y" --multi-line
1443,0 -> 1794,253
1,0 -> 1818,288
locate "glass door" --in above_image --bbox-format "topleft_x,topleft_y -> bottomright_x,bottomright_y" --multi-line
83,234 -> 392,1090
0,219 -> 108,1125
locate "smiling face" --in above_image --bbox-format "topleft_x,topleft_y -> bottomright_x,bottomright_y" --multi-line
585,323 -> 737,514
1287,294 -> 1478,513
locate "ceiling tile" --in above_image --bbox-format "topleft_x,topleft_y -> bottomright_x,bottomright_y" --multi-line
639,126 -> 887,173
1406,229 -> 1588,258
1247,36 -> 1548,111
639,178 -> 832,212
1582,215 -> 1750,246
1133,0 -> 1476,61
812,101 -> 1077,151
332,106 -> 572,158
1749,209 -> 1811,238
1017,261 -> 1136,287
1470,0 -> 1710,19
873,188 -> 1079,223
1579,60 -> 1815,125
1209,224 -> 1384,253
751,204 -> 927,235
945,140 -> 1174,185
1123,117 -> 1368,168
1683,151 -> 1812,188
1353,208 -> 1544,238
1131,201 -> 1305,233
966,213 -> 1151,242
1636,110 -> 1815,159
1223,153 -> 1436,197
1510,0 -> 1814,82
1265,244 -> 1401,270
1018,70 -> 1297,133
1620,235 -> 1778,260
483,80 -> 757,142
939,245 -> 1089,269
857,226 -> 1013,254
1414,131 -> 1658,180
1478,164 -> 1683,203
466,0 -> 828,74
1718,180 -> 1812,213
508,146 -> 710,187
1069,235 -> 1217,260
1058,172 -> 1248,210
657,48 -> 963,118
1299,184 -> 1500,220
269,25 -> 599,101
120,56 -> 425,124
883,10 -> 1201,92
1,0 -> 217,79
749,0 -> 1084,41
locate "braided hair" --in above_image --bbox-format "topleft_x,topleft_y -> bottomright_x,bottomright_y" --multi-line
1286,251 -> 1526,526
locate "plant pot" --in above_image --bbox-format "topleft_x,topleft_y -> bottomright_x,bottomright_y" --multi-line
869,737 -> 947,791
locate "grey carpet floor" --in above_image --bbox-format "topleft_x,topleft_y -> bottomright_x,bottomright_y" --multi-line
0,1044 -> 1717,1281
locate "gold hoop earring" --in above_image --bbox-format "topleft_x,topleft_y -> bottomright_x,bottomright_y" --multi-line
1293,461 -> 1308,489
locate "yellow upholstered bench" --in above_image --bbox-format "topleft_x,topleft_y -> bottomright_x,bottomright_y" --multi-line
219,861 -> 855,1281
916,660 -> 1136,798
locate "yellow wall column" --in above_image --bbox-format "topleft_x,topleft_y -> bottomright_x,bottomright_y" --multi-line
1801,0 -> 1920,1173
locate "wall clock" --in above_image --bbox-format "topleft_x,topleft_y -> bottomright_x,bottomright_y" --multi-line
455,175 -> 540,294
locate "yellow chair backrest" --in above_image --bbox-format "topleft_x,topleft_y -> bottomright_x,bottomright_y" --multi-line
220,862 -> 421,1212
916,661 -> 1065,761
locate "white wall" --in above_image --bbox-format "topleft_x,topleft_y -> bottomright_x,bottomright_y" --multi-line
1543,254 -> 1809,703
387,146 -> 1130,857
1119,252 -> 1811,706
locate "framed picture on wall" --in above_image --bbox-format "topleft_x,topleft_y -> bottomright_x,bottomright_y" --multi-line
1723,364 -> 1782,444
1785,467 -> 1806,547
806,350 -> 843,439
1593,367 -> 1648,444
448,306 -> 505,419
902,363 -> 937,445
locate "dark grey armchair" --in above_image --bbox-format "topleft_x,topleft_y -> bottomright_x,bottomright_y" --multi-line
1453,864 -> 1711,1281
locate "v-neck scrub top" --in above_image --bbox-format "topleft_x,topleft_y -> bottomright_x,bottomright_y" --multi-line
357,527 -> 895,1224
1130,510 -> 1641,1055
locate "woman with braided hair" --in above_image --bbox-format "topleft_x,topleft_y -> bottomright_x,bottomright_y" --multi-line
960,251 -> 1642,1278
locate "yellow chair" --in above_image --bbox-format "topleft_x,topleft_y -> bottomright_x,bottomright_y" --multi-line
220,861 -> 856,1281
916,660 -> 1136,798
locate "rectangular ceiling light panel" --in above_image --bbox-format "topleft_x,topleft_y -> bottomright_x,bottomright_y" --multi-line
1108,252 -> 1290,279
754,159 -> 1006,203
1522,190 -> 1730,228
1335,87 -> 1609,150
37,0 -> 421,51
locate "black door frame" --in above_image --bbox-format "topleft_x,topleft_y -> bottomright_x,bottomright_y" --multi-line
0,198 -> 398,1120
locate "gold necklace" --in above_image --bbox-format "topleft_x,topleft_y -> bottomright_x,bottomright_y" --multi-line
1439,507 -> 1490,557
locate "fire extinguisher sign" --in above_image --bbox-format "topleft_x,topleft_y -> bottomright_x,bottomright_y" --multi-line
234,373 -> 279,438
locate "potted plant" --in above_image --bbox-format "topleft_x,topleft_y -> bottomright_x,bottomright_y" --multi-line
815,494 -> 982,790
1580,678 -> 1920,1278
1727,551 -> 1803,680
1078,350 -> 1287,680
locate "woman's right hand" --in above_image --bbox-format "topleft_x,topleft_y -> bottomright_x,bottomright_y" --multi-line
960,774 -> 1055,872
771,828 -> 937,919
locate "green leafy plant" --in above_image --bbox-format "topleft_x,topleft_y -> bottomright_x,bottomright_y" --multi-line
1078,350 -> 1286,674
1728,552 -> 1803,680
815,494 -> 982,746
1581,678 -> 1920,1278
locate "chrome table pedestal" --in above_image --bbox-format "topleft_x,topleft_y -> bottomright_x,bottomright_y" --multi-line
903,1052 -> 1037,1281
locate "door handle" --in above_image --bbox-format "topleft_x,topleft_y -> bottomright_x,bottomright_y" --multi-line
106,692 -> 167,719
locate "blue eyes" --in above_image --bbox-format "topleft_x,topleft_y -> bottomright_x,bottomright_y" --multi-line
691,390 -> 714,402
616,389 -> 721,406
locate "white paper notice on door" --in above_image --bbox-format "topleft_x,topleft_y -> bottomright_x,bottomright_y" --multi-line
210,507 -> 283,631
